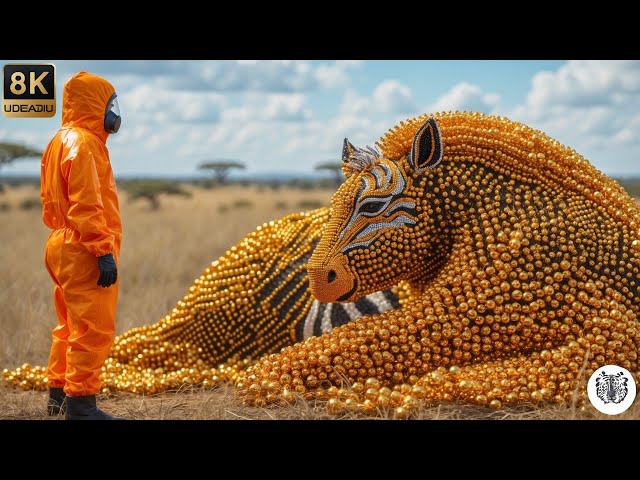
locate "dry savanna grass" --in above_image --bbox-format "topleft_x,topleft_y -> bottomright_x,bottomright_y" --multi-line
1,182 -> 638,421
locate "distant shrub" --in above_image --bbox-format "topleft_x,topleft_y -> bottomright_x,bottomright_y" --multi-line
296,200 -> 325,210
275,201 -> 288,209
0,183 -> 5,194
218,204 -> 229,213
291,180 -> 315,191
19,197 -> 41,211
233,199 -> 253,209
0,177 -> 38,188
0,201 -> 10,211
317,178 -> 339,190
122,179 -> 191,210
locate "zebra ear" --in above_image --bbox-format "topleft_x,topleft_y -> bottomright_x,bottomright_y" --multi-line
342,138 -> 356,163
341,138 -> 357,177
409,117 -> 443,172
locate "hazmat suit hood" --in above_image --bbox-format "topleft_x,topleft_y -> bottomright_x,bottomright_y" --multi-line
61,71 -> 115,144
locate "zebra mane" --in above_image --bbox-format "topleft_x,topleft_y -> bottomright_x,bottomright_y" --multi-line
347,145 -> 382,172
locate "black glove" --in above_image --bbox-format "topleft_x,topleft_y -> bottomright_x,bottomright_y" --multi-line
97,253 -> 117,288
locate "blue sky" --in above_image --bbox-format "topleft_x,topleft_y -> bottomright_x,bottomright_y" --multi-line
1,60 -> 638,177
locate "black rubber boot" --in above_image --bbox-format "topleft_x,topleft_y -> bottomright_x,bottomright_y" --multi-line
64,395 -> 124,420
47,387 -> 66,416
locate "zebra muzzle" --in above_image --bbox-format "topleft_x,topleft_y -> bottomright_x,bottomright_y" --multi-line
307,255 -> 357,303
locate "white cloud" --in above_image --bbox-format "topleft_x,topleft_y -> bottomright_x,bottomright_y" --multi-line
338,80 -> 416,117
281,117 -> 385,157
220,93 -> 312,125
0,128 -> 55,149
523,60 -> 640,110
264,94 -> 311,121
187,60 -> 315,92
429,82 -> 500,113
266,79 -> 415,162
338,89 -> 370,116
618,113 -> 640,144
55,60 -> 361,94
372,80 -> 415,113
511,60 -> 640,149
315,60 -> 364,89
122,84 -> 225,124
167,92 -> 389,172
54,60 -> 183,77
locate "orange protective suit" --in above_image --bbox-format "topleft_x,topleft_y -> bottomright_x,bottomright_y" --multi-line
40,71 -> 122,396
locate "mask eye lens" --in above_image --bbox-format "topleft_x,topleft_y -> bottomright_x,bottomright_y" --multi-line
106,94 -> 120,116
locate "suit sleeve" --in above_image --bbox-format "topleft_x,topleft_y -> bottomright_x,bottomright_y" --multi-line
64,138 -> 115,256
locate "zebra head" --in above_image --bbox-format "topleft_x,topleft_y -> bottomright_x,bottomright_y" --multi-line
307,118 -> 444,303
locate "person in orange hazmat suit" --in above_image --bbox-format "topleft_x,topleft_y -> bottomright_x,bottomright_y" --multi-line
40,71 -> 124,420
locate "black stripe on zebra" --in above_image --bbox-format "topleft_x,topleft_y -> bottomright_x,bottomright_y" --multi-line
269,269 -> 308,311
330,304 -> 352,328
354,297 -> 379,315
382,289 -> 401,309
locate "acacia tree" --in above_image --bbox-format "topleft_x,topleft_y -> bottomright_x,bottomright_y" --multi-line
0,142 -> 42,193
0,142 -> 42,168
314,161 -> 344,186
198,160 -> 245,185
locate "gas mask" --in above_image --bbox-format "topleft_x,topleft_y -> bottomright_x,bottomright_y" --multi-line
104,93 -> 121,134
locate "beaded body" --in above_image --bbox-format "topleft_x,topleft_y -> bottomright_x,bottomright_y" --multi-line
240,112 -> 640,411
4,111 -> 640,416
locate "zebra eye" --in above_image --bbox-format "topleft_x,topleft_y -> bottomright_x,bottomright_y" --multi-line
359,201 -> 385,215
